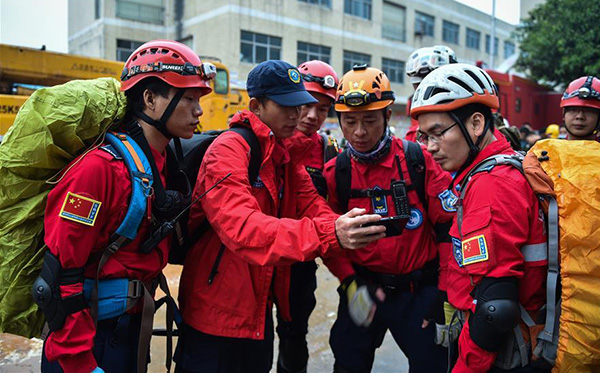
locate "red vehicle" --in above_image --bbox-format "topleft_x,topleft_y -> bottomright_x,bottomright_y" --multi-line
485,69 -> 563,131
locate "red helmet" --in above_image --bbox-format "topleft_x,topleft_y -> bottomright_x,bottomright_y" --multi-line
120,39 -> 214,95
560,76 -> 600,111
298,60 -> 338,101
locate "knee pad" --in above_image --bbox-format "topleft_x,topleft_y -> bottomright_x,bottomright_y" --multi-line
469,277 -> 520,352
32,251 -> 87,331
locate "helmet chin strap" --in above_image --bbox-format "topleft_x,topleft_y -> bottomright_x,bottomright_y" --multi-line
135,89 -> 186,139
449,111 -> 493,187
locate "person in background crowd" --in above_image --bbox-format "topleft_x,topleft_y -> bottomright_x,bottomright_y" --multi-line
519,126 -> 541,151
558,125 -> 568,139
404,45 -> 458,142
544,124 -> 560,139
560,76 -> 600,141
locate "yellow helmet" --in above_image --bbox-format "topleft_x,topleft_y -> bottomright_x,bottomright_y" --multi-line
545,124 -> 560,139
335,65 -> 395,112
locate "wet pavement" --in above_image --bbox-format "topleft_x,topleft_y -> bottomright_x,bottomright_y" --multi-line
0,260 -> 408,372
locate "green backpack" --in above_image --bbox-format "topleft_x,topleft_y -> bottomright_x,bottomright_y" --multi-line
0,77 -> 126,338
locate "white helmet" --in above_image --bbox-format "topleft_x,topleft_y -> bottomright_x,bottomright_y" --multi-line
405,45 -> 458,85
410,63 -> 499,119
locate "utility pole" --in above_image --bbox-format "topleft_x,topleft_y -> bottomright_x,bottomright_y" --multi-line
490,0 -> 496,69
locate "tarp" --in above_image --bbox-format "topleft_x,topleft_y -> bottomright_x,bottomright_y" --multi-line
530,139 -> 600,372
0,78 -> 126,337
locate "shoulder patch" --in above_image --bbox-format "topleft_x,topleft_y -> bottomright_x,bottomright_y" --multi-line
405,208 -> 423,230
452,237 -> 463,267
461,234 -> 489,265
59,192 -> 102,226
438,189 -> 458,212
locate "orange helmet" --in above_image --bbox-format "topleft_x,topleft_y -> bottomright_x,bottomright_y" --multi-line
410,63 -> 499,119
560,76 -> 600,111
120,39 -> 214,95
298,60 -> 338,101
335,65 -> 395,112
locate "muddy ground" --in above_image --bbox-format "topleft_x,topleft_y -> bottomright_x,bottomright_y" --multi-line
0,260 -> 408,372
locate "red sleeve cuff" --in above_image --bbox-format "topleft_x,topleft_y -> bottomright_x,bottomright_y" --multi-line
314,216 -> 342,256
58,349 -> 97,373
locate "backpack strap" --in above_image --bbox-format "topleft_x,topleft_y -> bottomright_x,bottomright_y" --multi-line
335,149 -> 352,212
456,153 -> 524,239
532,196 -> 560,365
104,132 -> 154,242
335,143 -> 428,213
229,126 -> 261,185
402,139 -> 427,211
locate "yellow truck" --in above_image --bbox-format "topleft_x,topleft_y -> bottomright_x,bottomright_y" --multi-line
0,44 -> 247,140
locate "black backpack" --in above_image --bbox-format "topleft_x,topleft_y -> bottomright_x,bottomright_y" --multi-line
166,126 -> 261,265
335,139 -> 427,212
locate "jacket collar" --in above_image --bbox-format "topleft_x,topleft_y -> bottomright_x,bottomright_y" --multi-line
454,132 -> 513,187
229,110 -> 291,166
353,137 -> 401,170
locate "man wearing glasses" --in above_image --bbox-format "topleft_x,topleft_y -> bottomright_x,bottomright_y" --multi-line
322,65 -> 454,372
411,63 -> 548,372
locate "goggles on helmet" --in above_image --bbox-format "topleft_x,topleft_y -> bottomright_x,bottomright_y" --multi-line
121,61 -> 217,82
563,76 -> 600,101
336,89 -> 395,107
301,73 -> 336,89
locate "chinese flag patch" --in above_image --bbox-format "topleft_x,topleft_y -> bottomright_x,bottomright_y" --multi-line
461,234 -> 489,265
59,192 -> 102,226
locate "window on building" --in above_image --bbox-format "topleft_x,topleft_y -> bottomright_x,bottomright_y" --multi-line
297,42 -> 331,64
343,50 -> 371,73
486,34 -> 499,56
382,2 -> 406,42
442,20 -> 459,44
382,58 -> 405,84
116,39 -> 143,62
95,0 -> 101,19
344,0 -> 372,20
178,36 -> 193,49
298,0 -> 331,8
504,41 -> 516,58
415,11 -> 434,37
116,0 -> 164,24
240,31 -> 282,64
466,28 -> 480,50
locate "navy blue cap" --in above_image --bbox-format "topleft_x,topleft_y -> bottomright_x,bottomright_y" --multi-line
247,60 -> 318,106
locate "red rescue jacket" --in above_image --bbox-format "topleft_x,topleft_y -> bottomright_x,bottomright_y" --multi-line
448,135 -> 547,373
323,138 -> 454,286
179,110 -> 341,340
44,145 -> 168,373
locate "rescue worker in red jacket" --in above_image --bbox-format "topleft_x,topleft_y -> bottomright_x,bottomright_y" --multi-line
36,40 -> 214,373
561,76 -> 600,141
404,45 -> 457,142
411,63 -> 548,372
174,60 -> 385,373
323,65 -> 455,373
275,60 -> 339,373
